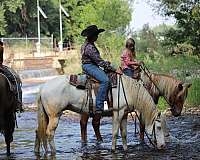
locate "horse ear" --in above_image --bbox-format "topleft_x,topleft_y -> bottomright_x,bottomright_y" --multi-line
183,83 -> 192,88
158,111 -> 161,117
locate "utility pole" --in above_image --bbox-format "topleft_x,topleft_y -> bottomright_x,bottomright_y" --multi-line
59,0 -> 63,52
59,0 -> 69,52
37,0 -> 47,55
37,0 -> 41,55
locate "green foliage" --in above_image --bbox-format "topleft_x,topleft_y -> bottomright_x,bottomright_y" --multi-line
173,43 -> 196,55
0,6 -> 6,35
186,78 -> 200,106
79,0 -> 132,31
153,0 -> 200,56
98,32 -> 125,67
143,54 -> 200,74
0,0 -> 24,35
0,0 -> 132,43
157,97 -> 168,111
133,24 -> 161,53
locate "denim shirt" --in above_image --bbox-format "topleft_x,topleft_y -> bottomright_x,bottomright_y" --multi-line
81,41 -> 110,69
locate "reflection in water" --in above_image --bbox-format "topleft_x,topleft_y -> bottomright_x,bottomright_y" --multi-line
0,112 -> 200,159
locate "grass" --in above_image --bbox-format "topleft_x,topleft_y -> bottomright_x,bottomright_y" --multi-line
186,78 -> 200,105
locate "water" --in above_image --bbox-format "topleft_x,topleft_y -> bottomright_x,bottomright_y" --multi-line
0,112 -> 200,159
19,69 -> 58,80
21,69 -> 58,105
0,70 -> 199,159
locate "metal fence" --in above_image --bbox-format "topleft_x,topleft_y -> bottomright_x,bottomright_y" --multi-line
1,36 -> 54,59
0,36 -> 76,70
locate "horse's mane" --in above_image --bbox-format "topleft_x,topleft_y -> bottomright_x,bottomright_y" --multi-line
152,73 -> 181,84
121,74 -> 158,127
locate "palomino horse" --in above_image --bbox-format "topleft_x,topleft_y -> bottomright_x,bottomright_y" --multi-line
34,74 -> 166,154
79,71 -> 191,142
0,73 -> 17,156
141,72 -> 191,116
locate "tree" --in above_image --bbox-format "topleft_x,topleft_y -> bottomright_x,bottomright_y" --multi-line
0,0 -> 24,35
151,0 -> 200,55
133,24 -> 159,53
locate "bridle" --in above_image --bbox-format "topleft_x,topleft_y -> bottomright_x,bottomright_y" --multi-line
140,64 -> 178,113
117,73 -> 160,149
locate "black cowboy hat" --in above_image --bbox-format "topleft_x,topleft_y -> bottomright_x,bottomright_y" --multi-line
81,25 -> 105,37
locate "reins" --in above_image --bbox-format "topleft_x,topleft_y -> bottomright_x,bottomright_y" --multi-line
117,73 -> 158,149
140,64 -> 175,109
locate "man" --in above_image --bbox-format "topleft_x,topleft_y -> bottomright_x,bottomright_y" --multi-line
0,41 -> 23,112
81,25 -> 116,119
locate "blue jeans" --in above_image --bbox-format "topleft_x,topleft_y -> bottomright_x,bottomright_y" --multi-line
82,64 -> 109,112
123,68 -> 134,77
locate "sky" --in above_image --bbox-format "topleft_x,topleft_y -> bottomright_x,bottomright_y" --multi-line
130,0 -> 175,30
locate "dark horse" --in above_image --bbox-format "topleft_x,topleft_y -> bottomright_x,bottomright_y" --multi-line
0,73 -> 17,156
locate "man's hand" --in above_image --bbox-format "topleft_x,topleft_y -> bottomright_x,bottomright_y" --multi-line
139,61 -> 144,65
115,70 -> 123,75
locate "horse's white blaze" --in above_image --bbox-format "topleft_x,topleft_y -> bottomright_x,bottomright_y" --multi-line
155,115 -> 166,149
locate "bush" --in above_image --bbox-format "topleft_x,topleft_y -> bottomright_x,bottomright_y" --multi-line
173,43 -> 195,56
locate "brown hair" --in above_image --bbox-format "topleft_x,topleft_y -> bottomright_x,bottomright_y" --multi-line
126,38 -> 135,51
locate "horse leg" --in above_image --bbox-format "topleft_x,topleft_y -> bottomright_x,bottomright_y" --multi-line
112,111 -> 121,152
139,114 -> 145,142
6,140 -> 11,156
4,132 -> 13,156
46,116 -> 59,155
120,113 -> 128,151
34,129 -> 40,154
92,113 -> 102,142
80,112 -> 89,142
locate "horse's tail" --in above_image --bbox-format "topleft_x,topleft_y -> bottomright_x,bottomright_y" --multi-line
35,94 -> 48,153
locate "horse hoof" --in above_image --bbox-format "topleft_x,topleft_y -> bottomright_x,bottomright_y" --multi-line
81,141 -> 87,147
97,139 -> 103,143
7,152 -> 11,157
51,151 -> 56,156
123,147 -> 128,152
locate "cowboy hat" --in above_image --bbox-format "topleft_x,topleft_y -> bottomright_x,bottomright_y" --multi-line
81,25 -> 105,37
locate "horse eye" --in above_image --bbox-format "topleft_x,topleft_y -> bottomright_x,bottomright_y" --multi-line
178,96 -> 182,100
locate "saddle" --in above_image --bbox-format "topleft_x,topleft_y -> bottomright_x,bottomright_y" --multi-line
69,72 -> 118,115
131,66 -> 141,80
0,66 -> 23,112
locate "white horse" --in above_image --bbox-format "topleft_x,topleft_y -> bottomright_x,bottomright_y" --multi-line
76,71 -> 191,144
34,74 -> 166,154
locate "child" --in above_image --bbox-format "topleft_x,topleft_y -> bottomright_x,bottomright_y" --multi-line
121,38 -> 143,79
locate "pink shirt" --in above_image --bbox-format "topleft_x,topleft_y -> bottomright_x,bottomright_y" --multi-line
121,49 -> 136,70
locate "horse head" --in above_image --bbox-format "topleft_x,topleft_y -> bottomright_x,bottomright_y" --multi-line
169,82 -> 192,117
149,112 -> 166,150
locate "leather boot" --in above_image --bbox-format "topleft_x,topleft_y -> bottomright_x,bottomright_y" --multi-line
92,112 -> 102,141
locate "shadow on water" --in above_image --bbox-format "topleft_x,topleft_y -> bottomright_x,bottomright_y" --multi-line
0,111 -> 200,160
